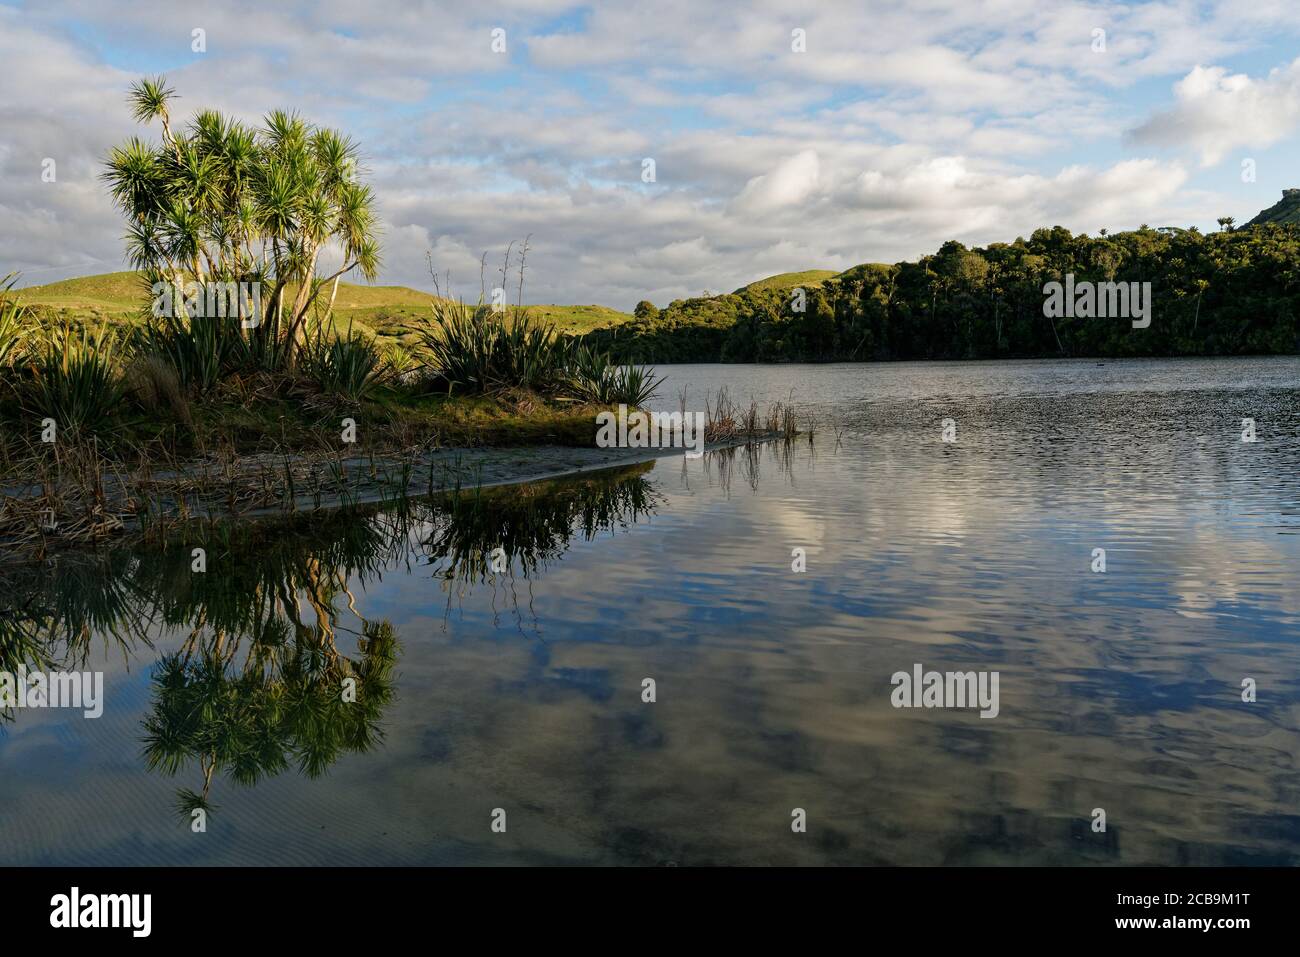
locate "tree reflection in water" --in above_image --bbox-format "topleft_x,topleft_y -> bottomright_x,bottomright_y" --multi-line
0,464 -> 660,819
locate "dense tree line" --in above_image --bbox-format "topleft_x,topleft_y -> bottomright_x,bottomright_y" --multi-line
583,223 -> 1300,362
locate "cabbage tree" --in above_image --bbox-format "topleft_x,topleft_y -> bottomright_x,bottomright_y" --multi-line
102,76 -> 380,368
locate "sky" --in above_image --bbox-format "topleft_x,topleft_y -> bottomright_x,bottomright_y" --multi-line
3,0 -> 1300,309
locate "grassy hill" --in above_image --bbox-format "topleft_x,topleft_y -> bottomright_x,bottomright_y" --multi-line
526,303 -> 636,334
15,271 -> 633,338
734,269 -> 839,294
16,268 -> 868,341
15,271 -> 144,318
1244,188 -> 1300,227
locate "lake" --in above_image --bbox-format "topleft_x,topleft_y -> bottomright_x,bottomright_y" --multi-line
2,356 -> 1298,865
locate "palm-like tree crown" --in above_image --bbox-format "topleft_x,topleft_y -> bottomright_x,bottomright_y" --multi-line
102,76 -> 382,361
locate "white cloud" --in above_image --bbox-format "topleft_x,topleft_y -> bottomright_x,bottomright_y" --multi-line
733,150 -> 821,214
2,0 -> 1297,306
1131,60 -> 1300,165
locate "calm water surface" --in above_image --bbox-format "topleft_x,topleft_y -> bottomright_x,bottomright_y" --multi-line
2,356 -> 1298,865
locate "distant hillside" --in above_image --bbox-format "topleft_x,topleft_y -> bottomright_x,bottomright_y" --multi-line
16,271 -> 145,316
1245,189 -> 1300,227
526,304 -> 634,334
579,224 -> 1300,363
14,271 -> 632,338
734,269 -> 839,294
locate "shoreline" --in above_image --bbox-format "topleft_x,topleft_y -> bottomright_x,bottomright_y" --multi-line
0,433 -> 785,563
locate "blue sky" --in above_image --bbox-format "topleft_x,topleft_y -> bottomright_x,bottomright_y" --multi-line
4,0 -> 1300,308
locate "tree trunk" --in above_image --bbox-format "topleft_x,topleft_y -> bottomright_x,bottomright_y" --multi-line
284,244 -> 322,367
322,273 -> 342,329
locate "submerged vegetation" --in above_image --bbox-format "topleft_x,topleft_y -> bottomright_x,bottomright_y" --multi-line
582,218 -> 1300,363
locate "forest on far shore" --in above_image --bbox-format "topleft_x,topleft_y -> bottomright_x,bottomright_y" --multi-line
581,221 -> 1300,363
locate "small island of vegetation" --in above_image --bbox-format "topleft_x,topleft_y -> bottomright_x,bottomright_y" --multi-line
0,78 -> 674,558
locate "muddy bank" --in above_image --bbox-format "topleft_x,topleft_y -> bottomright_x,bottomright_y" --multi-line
0,435 -> 784,560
